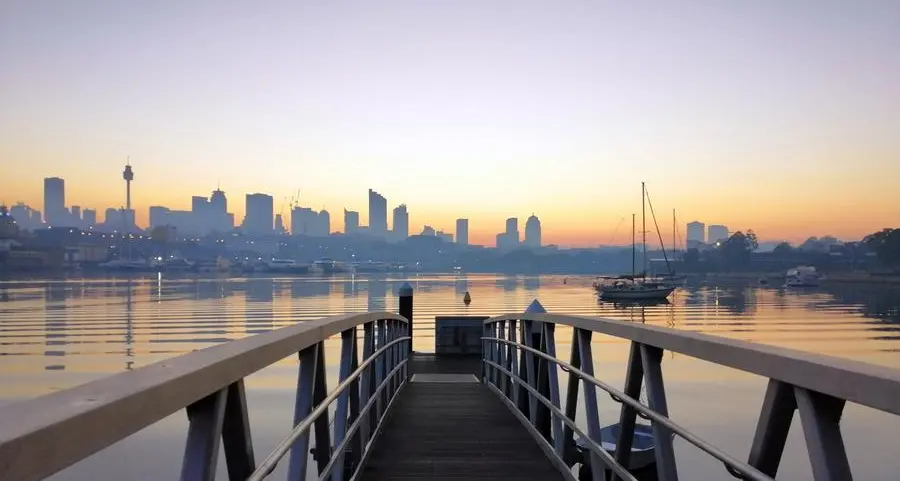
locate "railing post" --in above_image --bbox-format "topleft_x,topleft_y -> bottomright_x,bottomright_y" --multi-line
181,388 -> 228,481
516,320 -> 530,415
506,319 -> 519,407
361,322 -> 376,445
312,340 -> 332,476
576,328 -> 604,481
641,344 -> 678,481
222,379 -> 256,480
613,341 -> 644,480
482,321 -> 491,383
289,343 -> 322,481
331,327 -> 357,481
794,387 -> 851,481
399,283 -> 413,353
542,321 -> 564,456
526,300 -> 552,442
562,329 -> 582,465
375,319 -> 388,421
747,379 -> 796,477
497,321 -> 508,395
521,319 -> 538,425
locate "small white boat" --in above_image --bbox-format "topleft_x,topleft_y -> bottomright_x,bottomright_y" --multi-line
576,423 -> 659,471
785,265 -> 821,287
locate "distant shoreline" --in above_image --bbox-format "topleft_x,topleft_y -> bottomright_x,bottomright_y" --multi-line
700,271 -> 900,285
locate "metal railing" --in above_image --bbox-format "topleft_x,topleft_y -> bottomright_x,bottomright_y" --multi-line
481,312 -> 900,481
0,311 -> 410,481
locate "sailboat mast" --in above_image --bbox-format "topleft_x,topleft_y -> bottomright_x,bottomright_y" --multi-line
642,182 -> 647,278
673,208 -> 676,258
632,213 -> 636,278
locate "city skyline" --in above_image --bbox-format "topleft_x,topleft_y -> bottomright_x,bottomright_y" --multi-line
3,2 -> 899,246
2,170 -> 883,248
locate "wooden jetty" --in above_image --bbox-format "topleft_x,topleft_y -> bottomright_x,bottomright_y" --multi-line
0,284 -> 899,481
362,354 -> 566,481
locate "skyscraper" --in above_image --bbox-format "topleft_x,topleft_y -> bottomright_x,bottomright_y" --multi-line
243,193 -> 274,236
318,210 -> 331,236
496,217 -> 520,250
344,209 -> 360,234
392,204 -> 409,241
368,189 -> 388,237
210,188 -> 227,213
456,218 -> 469,246
292,207 -> 330,236
291,207 -> 315,236
82,209 -> 97,227
686,221 -> 705,248
524,214 -> 541,248
104,208 -> 121,229
208,188 -> 232,232
149,206 -> 170,229
708,225 -> 729,244
43,177 -> 65,226
70,206 -> 82,224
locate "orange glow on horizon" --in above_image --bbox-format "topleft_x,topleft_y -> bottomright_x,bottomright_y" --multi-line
4,173 -> 899,248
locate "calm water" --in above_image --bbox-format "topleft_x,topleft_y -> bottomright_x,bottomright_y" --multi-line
1,274 -> 899,480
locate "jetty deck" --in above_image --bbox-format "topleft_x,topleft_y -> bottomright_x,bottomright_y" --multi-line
361,355 -> 566,481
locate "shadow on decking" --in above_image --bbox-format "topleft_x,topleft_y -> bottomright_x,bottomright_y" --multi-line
359,353 -> 568,481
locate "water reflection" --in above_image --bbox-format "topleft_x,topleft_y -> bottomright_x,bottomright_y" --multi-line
524,276 -> 540,291
367,277 -> 387,312
342,277 -> 358,298
454,277 -> 469,295
1,275 -> 899,398
125,280 -> 134,370
497,276 -> 517,291
245,278 -> 273,335
44,284 -> 67,371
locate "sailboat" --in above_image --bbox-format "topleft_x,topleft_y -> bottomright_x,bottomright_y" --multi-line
594,183 -> 676,301
658,209 -> 687,284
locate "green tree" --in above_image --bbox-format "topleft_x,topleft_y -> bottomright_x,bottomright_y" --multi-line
773,242 -> 793,255
683,248 -> 700,266
746,229 -> 760,250
864,228 -> 900,267
719,231 -> 754,266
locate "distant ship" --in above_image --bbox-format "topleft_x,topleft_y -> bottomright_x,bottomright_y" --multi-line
350,261 -> 392,273
314,258 -> 350,274
99,258 -> 155,272
263,259 -> 311,274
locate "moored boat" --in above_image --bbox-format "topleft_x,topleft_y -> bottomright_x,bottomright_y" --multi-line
576,423 -> 660,471
785,265 -> 821,287
594,278 -> 675,301
313,258 -> 350,274
263,259 -> 311,274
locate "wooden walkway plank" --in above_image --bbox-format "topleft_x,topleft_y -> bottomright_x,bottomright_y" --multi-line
359,355 -> 568,481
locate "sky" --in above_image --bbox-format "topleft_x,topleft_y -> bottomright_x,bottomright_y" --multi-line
1,1 -> 899,247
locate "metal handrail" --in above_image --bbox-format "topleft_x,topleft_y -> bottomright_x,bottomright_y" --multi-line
487,312 -> 900,415
251,336 -> 410,480
0,311 -> 409,481
483,337 -> 772,481
317,361 -> 407,481
482,312 -> 900,481
482,359 -> 638,481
